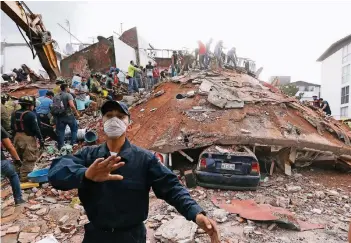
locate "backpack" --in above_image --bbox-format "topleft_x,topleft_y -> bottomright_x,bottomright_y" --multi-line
50,93 -> 66,117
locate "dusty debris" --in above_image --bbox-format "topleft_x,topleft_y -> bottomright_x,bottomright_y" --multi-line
154,216 -> 197,242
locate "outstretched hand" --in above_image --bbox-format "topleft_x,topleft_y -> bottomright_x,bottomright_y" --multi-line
196,213 -> 220,243
85,155 -> 125,182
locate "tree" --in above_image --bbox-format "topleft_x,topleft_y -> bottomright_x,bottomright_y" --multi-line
280,84 -> 299,97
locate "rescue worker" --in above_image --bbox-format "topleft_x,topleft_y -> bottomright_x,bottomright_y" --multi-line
205,38 -> 213,67
198,41 -> 206,69
171,50 -> 178,76
53,78 -> 65,95
48,101 -> 220,243
226,47 -> 237,68
1,93 -> 11,132
54,84 -> 80,150
1,126 -> 25,205
11,96 -> 44,181
214,40 -> 224,68
37,91 -> 57,140
153,63 -> 160,85
75,77 -> 97,113
319,98 -> 331,115
90,73 -> 104,110
127,61 -> 140,94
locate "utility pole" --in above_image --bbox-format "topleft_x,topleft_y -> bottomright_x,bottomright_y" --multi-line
120,23 -> 123,35
65,19 -> 72,46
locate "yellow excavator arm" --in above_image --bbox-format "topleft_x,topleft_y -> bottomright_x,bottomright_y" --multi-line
1,1 -> 60,80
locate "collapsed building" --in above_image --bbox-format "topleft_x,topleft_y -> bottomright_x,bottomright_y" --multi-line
127,69 -> 351,175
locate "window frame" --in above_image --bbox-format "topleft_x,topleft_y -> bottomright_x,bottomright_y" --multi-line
341,85 -> 350,104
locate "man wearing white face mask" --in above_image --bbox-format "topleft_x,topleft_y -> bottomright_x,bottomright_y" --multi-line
48,100 -> 220,243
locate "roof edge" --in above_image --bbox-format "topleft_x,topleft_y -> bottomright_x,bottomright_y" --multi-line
317,34 -> 351,62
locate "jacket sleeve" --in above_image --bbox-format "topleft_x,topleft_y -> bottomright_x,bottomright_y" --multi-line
148,156 -> 203,222
29,112 -> 43,140
48,148 -> 91,191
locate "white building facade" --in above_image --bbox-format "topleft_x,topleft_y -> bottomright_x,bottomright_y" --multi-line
292,81 -> 321,102
318,34 -> 351,120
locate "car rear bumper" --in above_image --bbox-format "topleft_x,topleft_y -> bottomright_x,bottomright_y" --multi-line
195,171 -> 260,191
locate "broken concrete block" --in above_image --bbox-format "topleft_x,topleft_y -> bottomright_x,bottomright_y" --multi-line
212,209 -> 228,223
243,226 -> 255,234
240,129 -> 251,134
23,225 -> 40,233
2,207 -> 15,217
286,185 -> 301,193
199,80 -> 213,95
43,197 -> 57,204
59,224 -> 75,233
154,90 -> 165,97
186,91 -> 195,97
28,204 -> 42,211
207,89 -> 244,109
58,215 -> 69,225
154,216 -> 197,242
36,207 -> 48,216
6,225 -> 20,234
18,232 -> 38,243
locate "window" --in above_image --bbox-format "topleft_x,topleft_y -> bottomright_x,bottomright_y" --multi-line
342,64 -> 350,83
340,107 -> 349,118
341,86 -> 349,104
343,43 -> 351,64
308,86 -> 315,91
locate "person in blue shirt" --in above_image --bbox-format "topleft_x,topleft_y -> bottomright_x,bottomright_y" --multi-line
48,101 -> 220,243
36,91 -> 57,140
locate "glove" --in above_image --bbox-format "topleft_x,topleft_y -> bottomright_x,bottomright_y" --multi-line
40,140 -> 45,150
14,160 -> 22,167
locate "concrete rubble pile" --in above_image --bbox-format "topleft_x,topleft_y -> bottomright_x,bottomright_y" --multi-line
126,69 -> 351,173
146,172 -> 350,243
1,181 -> 85,243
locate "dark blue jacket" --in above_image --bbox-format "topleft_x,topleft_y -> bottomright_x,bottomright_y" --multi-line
48,140 -> 203,230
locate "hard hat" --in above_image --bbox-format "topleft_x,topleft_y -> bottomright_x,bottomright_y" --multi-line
18,95 -> 36,106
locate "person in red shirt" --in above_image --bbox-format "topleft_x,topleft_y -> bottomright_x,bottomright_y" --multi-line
152,63 -> 160,84
198,41 -> 206,69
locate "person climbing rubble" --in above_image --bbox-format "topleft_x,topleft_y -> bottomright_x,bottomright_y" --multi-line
48,100 -> 220,243
75,77 -> 97,114
53,77 -> 66,95
198,41 -> 206,69
226,47 -> 237,68
1,93 -> 11,132
37,90 -> 57,141
52,83 -> 80,150
205,38 -> 213,67
171,50 -> 179,76
153,63 -> 160,85
11,95 -> 43,182
319,98 -> 331,115
127,60 -> 140,94
1,126 -> 25,205
214,40 -> 224,68
146,61 -> 154,90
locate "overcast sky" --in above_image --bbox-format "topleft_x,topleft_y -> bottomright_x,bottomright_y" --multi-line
1,0 -> 351,83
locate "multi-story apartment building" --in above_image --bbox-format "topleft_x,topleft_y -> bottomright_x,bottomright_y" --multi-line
317,34 -> 351,119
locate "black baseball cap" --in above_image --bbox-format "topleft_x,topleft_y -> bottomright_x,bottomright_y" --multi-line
101,100 -> 130,116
